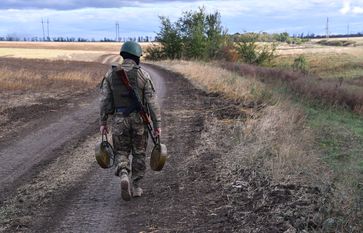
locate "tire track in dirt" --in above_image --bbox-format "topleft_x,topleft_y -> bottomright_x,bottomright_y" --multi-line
0,97 -> 99,203
97,54 -> 120,64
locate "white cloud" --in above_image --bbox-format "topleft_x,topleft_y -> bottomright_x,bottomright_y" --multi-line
352,6 -> 363,13
338,0 -> 363,14
1,0 -> 363,38
340,0 -> 351,14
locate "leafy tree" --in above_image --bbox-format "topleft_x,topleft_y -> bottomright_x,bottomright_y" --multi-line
156,16 -> 183,59
152,7 -> 225,60
205,11 -> 225,59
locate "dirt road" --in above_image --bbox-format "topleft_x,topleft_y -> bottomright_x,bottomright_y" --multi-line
0,64 -> 213,232
0,63 -> 324,233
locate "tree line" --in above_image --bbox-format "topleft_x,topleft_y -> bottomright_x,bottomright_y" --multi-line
0,36 -> 155,42
146,7 -> 276,65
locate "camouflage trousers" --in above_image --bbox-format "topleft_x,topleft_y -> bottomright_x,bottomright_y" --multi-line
111,112 -> 148,186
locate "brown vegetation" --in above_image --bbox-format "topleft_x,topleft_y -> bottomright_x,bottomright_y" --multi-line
155,60 -> 271,105
155,60 -> 328,185
220,62 -> 363,115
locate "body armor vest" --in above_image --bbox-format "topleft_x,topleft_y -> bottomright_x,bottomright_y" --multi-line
109,66 -> 145,114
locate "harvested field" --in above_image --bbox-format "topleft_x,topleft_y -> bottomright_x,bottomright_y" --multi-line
0,41 -> 153,51
0,42 -> 154,62
0,57 -> 108,144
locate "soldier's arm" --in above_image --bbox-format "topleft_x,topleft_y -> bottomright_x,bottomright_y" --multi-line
99,71 -> 113,126
142,72 -> 161,129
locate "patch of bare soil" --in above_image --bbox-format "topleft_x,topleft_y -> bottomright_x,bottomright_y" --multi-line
0,64 -> 325,233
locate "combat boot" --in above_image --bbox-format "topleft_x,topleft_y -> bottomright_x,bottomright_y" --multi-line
120,170 -> 131,201
132,185 -> 143,197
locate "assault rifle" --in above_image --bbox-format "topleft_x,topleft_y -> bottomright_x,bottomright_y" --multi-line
116,69 -> 158,145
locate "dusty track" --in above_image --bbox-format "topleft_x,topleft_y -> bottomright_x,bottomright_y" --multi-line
0,63 -> 204,232
0,62 -> 324,233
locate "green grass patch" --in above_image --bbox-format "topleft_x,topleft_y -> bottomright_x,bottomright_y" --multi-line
283,94 -> 363,229
305,104 -> 363,171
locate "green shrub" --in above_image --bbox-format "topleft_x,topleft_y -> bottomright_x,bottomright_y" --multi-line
292,55 -> 309,74
144,45 -> 166,61
236,34 -> 276,65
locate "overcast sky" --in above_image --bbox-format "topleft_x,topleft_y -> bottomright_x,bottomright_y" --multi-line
0,0 -> 363,39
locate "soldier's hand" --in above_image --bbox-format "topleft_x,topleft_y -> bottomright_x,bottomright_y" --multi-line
100,125 -> 109,135
154,128 -> 161,137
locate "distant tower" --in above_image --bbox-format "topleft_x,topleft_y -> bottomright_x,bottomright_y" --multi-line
47,18 -> 50,40
325,17 -> 330,38
347,24 -> 350,35
115,22 -> 120,42
41,18 -> 45,41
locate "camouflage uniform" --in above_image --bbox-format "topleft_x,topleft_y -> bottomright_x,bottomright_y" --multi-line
100,59 -> 161,186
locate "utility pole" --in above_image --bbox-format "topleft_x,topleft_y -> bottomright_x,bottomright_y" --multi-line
41,18 -> 45,41
325,17 -> 330,38
115,22 -> 120,42
47,18 -> 50,40
347,24 -> 350,35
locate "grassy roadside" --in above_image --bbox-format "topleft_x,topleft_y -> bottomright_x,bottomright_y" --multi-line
153,60 -> 362,232
305,104 -> 363,228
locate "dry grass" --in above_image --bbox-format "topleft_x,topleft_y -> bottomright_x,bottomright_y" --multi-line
221,62 -> 363,116
0,47 -> 110,61
274,39 -> 363,81
155,60 -> 328,185
274,52 -> 363,79
276,39 -> 363,56
242,102 -> 331,185
156,60 -> 271,104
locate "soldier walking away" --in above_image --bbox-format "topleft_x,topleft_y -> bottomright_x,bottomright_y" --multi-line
99,41 -> 161,201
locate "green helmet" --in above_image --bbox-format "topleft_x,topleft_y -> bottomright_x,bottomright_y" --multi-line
120,41 -> 142,57
95,135 -> 115,169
